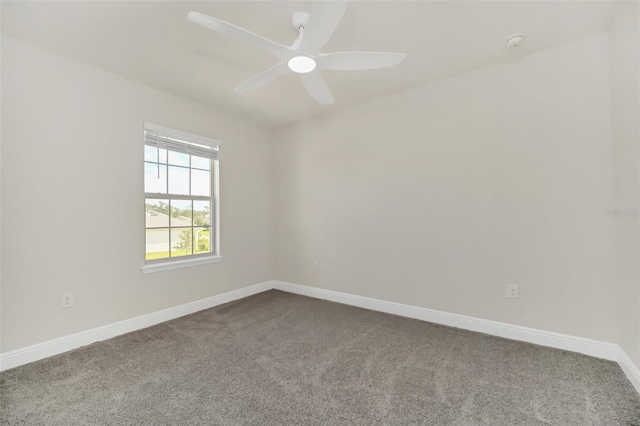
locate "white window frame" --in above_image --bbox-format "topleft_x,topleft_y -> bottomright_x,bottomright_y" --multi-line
141,123 -> 221,274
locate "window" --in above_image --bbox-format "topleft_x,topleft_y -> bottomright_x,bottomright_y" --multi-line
142,123 -> 221,273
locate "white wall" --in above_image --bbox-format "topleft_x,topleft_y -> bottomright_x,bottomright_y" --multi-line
610,3 -> 640,368
1,36 -> 274,352
272,33 -> 618,342
0,33 -> 3,355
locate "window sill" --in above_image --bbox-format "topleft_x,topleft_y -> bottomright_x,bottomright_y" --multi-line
141,255 -> 222,274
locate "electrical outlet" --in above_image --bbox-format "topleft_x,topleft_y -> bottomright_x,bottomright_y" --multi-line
507,285 -> 519,299
313,261 -> 320,272
61,293 -> 74,309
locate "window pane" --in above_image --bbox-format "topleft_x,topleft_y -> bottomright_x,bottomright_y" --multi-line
194,227 -> 210,255
191,155 -> 210,170
168,166 -> 189,195
144,126 -> 218,263
145,199 -> 169,228
144,162 -> 167,194
168,150 -> 189,167
144,146 -> 167,163
191,169 -> 210,196
146,228 -> 170,260
144,145 -> 157,162
193,200 -> 211,228
170,200 -> 192,228
171,228 -> 193,257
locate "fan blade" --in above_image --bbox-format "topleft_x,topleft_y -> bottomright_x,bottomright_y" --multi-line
188,12 -> 292,60
299,1 -> 348,53
300,71 -> 334,105
318,51 -> 406,70
235,63 -> 289,94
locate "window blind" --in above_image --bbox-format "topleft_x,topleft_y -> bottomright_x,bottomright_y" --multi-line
144,123 -> 220,160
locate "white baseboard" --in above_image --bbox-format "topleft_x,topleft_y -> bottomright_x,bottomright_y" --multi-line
617,348 -> 640,395
0,281 -> 275,372
272,281 -> 619,361
272,281 -> 640,394
3,279 -> 638,396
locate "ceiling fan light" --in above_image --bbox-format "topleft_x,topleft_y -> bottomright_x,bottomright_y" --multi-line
287,56 -> 316,74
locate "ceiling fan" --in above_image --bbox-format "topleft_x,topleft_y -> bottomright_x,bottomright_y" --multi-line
188,1 -> 406,105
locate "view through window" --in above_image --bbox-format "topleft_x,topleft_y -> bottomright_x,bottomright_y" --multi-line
144,124 -> 219,262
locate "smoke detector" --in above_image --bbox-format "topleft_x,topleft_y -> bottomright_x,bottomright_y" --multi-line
506,35 -> 524,48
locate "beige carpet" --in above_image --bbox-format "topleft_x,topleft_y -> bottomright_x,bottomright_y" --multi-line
1,290 -> 639,425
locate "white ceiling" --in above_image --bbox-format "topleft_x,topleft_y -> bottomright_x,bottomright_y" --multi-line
2,1 -> 619,127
